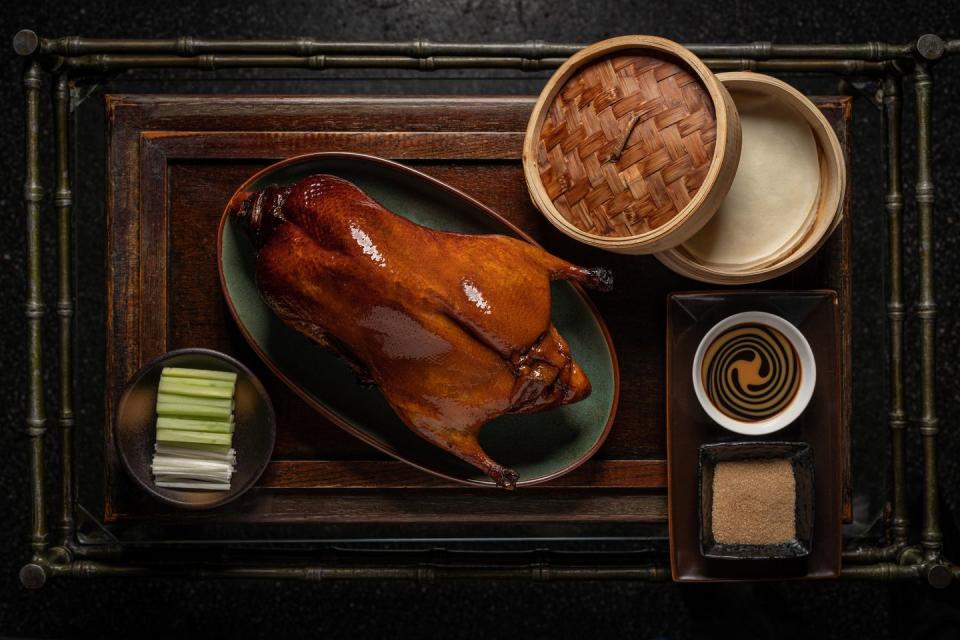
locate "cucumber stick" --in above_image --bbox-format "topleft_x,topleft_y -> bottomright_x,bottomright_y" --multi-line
156,392 -> 233,411
158,379 -> 233,399
161,367 -> 237,382
157,402 -> 232,421
157,416 -> 235,433
160,375 -> 235,389
156,429 -> 233,446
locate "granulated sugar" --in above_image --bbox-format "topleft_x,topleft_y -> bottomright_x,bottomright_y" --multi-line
711,458 -> 796,545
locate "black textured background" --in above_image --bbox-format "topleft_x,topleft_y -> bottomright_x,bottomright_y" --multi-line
3,1 -> 960,638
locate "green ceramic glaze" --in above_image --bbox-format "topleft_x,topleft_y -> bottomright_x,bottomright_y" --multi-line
219,154 -> 618,486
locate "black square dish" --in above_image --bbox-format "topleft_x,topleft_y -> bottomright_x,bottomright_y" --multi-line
699,441 -> 814,560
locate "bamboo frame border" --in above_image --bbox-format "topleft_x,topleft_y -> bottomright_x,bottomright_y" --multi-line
12,29 -> 960,589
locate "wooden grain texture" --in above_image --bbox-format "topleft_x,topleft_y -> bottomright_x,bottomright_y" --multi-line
143,130 -> 523,160
105,94 -> 852,525
104,96 -> 146,516
106,492 -> 669,524
259,460 -> 667,489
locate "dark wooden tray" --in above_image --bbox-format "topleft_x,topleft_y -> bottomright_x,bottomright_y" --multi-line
104,94 -> 852,525
666,291 -> 843,581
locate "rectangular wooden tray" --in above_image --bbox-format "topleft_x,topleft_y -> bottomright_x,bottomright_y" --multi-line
666,291 -> 843,581
104,94 -> 851,526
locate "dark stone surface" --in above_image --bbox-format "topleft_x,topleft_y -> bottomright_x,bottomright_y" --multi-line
2,1 -> 960,637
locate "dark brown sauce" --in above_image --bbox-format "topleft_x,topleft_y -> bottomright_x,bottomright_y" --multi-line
701,322 -> 801,422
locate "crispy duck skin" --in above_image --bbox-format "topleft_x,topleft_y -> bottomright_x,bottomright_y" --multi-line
231,174 -> 613,488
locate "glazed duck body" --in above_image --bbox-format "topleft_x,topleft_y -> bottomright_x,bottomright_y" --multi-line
231,174 -> 612,488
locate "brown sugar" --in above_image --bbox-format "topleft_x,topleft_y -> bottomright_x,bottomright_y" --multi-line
711,458 -> 796,545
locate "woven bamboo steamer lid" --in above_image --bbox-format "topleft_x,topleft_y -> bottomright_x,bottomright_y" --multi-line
655,72 -> 846,284
523,35 -> 741,254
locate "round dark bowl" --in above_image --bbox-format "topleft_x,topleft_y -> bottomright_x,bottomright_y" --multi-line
114,348 -> 276,509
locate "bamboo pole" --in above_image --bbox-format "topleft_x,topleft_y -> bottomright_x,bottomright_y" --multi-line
53,72 -> 76,548
842,545 -> 901,564
913,60 -> 944,563
700,58 -> 884,73
841,563 -> 920,580
60,53 -> 568,71
31,34 -> 915,61
38,36 -> 582,58
49,559 -> 671,581
19,59 -> 49,590
53,52 -> 886,74
883,72 -> 909,547
22,59 -> 48,561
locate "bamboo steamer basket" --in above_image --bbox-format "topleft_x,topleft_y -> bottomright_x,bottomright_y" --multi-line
523,36 -> 742,254
655,72 -> 846,284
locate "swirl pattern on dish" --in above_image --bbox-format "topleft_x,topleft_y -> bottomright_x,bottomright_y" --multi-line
701,322 -> 801,422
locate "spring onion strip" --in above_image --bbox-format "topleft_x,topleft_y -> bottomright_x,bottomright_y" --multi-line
151,456 -> 234,470
155,444 -> 235,461
161,367 -> 237,382
155,481 -> 232,491
150,458 -> 234,478
155,471 -> 233,481
152,464 -> 234,475
153,473 -> 232,483
152,466 -> 235,477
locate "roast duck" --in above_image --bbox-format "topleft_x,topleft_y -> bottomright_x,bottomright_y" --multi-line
230,174 -> 612,488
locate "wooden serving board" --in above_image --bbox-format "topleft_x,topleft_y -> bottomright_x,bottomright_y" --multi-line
104,94 -> 852,525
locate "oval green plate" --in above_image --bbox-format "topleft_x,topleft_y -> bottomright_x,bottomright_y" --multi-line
217,152 -> 619,487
